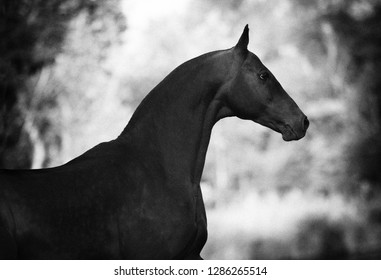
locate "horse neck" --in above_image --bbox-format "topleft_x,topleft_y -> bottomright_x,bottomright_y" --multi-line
118,51 -> 232,185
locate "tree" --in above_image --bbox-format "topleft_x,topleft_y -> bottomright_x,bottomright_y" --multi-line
0,0 -> 125,168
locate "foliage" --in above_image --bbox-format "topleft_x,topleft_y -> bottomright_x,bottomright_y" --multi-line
0,0 -> 125,168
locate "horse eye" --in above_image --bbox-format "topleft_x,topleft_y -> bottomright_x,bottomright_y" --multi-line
259,72 -> 269,81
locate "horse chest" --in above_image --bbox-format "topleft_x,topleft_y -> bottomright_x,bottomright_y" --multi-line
118,182 -> 207,259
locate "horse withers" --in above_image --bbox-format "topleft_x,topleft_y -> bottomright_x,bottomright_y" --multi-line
0,25 -> 308,259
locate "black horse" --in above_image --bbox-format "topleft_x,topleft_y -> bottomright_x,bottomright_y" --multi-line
0,25 -> 309,259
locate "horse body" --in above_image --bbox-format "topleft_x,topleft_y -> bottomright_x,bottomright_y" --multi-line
0,26 -> 308,259
0,139 -> 206,259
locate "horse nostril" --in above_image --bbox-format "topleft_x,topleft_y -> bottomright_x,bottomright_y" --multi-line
303,116 -> 309,130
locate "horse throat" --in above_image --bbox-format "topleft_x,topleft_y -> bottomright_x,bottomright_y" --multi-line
118,51 -> 232,186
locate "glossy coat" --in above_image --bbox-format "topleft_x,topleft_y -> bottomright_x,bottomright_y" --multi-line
0,26 -> 308,259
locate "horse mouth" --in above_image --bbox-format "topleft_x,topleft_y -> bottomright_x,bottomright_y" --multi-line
279,124 -> 303,141
254,120 -> 305,141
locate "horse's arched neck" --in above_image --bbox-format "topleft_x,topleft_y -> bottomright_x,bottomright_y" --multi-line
118,50 -> 233,185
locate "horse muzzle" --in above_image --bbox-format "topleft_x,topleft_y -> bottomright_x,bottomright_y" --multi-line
280,115 -> 309,141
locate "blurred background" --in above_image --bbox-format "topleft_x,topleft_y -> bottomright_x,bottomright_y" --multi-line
1,0 -> 381,259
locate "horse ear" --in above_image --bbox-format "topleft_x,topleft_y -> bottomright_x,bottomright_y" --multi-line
235,24 -> 249,53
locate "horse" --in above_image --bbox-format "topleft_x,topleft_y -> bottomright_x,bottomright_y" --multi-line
0,25 -> 309,259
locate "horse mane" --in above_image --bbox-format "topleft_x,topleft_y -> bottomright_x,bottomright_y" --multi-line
119,49 -> 231,137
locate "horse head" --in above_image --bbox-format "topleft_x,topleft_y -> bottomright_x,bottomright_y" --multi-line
219,25 -> 309,141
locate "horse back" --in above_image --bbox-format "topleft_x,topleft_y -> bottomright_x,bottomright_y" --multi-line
0,141 -> 128,259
